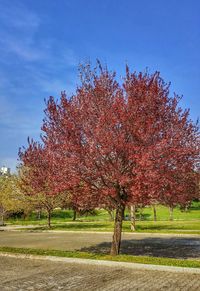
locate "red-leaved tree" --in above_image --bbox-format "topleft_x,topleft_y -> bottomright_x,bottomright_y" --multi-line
19,139 -> 68,227
20,63 -> 200,254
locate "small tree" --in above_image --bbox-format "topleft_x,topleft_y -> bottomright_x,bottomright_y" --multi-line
19,143 -> 67,228
0,175 -> 23,225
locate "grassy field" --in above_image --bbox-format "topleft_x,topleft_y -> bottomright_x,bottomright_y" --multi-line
5,201 -> 200,234
1,246 -> 200,269
7,201 -> 200,223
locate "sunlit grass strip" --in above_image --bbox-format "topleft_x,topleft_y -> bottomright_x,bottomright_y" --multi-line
1,246 -> 200,268
16,220 -> 200,235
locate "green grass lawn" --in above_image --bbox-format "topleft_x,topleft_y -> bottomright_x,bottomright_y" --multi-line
1,246 -> 200,269
19,220 -> 200,234
5,201 -> 200,234
141,203 -> 200,221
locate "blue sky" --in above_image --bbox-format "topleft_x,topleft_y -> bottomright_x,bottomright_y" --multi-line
0,0 -> 199,172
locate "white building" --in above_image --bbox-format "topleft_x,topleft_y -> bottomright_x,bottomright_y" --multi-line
0,166 -> 10,176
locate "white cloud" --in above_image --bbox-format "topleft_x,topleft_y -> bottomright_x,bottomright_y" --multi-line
0,1 -> 40,31
3,37 -> 45,61
0,1 -> 42,62
0,1 -> 79,173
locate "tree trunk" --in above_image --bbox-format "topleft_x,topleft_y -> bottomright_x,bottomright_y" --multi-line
0,213 -> 4,226
130,205 -> 136,231
110,204 -> 125,256
169,206 -> 174,221
139,207 -> 143,221
37,209 -> 41,220
153,205 -> 157,221
184,205 -> 189,212
72,210 -> 77,221
47,210 -> 52,228
107,209 -> 114,221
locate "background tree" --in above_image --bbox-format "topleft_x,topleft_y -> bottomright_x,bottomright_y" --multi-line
0,175 -> 23,225
19,141 -> 67,228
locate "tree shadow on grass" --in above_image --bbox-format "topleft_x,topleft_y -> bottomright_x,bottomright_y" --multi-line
32,222 -> 110,231
79,237 -> 200,259
130,223 -> 200,232
52,223 -> 108,230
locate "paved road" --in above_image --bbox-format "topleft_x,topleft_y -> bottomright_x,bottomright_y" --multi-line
1,230 -> 200,259
1,256 -> 200,290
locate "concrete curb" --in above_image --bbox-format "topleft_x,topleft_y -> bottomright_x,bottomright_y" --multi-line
1,252 -> 200,274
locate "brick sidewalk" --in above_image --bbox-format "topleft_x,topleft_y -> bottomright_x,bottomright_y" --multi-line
1,256 -> 200,290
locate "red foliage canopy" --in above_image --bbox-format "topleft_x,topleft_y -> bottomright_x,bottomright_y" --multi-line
39,65 -> 199,209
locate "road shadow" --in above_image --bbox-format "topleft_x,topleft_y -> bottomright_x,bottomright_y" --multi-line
79,236 -> 200,259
